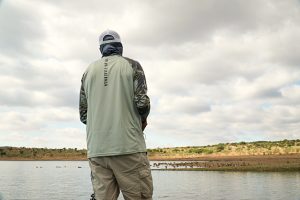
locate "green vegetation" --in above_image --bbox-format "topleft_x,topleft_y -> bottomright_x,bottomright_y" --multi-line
0,147 -> 87,160
0,139 -> 299,160
148,139 -> 300,159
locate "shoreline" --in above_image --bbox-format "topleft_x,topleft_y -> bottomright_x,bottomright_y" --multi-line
1,154 -> 300,172
149,153 -> 300,161
152,167 -> 300,172
1,153 -> 299,161
149,154 -> 300,172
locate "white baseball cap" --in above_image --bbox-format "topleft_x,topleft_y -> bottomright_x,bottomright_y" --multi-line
99,30 -> 121,46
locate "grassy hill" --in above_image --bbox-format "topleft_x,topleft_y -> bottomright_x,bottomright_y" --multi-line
0,139 -> 300,160
148,139 -> 300,160
0,147 -> 87,160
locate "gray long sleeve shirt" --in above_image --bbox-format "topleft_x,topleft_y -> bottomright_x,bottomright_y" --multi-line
79,55 -> 150,158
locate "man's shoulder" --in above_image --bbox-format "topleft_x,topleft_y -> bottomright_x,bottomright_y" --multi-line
121,56 -> 142,70
122,56 -> 140,65
84,59 -> 102,72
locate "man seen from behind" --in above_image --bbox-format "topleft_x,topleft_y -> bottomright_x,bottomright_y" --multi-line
79,30 -> 153,200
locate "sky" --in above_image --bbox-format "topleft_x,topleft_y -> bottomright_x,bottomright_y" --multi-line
0,0 -> 300,149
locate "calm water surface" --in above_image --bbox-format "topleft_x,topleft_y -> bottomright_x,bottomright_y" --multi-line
0,161 -> 299,200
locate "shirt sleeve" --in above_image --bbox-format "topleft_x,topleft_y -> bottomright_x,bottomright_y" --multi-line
79,73 -> 88,124
132,61 -> 150,122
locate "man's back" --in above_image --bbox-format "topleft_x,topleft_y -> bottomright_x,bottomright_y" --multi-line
81,55 -> 147,157
79,30 -> 152,200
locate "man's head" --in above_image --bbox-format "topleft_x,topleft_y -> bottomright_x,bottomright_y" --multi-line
99,30 -> 123,56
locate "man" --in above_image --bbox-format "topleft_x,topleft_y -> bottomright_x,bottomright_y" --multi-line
79,30 -> 153,200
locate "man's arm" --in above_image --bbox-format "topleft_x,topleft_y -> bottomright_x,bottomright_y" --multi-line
79,74 -> 88,124
133,61 -> 150,124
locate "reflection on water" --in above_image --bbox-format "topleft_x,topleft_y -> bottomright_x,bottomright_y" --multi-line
0,161 -> 299,200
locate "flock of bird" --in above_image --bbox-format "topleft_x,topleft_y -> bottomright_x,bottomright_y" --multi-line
151,161 -> 250,169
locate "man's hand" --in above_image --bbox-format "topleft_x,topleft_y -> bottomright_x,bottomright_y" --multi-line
142,119 -> 147,131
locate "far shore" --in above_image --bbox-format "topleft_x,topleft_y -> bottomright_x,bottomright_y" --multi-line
149,153 -> 300,161
149,154 -> 300,172
1,153 -> 299,161
1,154 -> 300,172
1,139 -> 299,171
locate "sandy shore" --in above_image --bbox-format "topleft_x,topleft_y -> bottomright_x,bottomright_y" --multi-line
1,154 -> 300,171
149,153 -> 300,161
149,154 -> 300,171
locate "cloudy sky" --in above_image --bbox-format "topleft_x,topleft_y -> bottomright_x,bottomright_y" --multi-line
0,0 -> 299,149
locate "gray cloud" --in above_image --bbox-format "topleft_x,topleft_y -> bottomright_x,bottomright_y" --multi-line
126,0 -> 300,46
1,0 -> 300,148
0,1 -> 45,56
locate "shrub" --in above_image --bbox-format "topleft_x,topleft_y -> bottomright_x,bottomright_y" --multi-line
216,144 -> 225,152
187,148 -> 203,154
194,148 -> 204,154
203,149 -> 214,154
172,148 -> 180,153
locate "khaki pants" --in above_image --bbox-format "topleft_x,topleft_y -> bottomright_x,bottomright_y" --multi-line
89,153 -> 153,200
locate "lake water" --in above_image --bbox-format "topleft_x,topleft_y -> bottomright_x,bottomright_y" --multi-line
0,161 -> 299,200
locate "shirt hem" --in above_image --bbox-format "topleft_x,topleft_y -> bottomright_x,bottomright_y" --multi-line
87,150 -> 147,158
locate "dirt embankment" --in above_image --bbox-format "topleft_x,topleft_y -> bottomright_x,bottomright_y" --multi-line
149,154 -> 300,171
